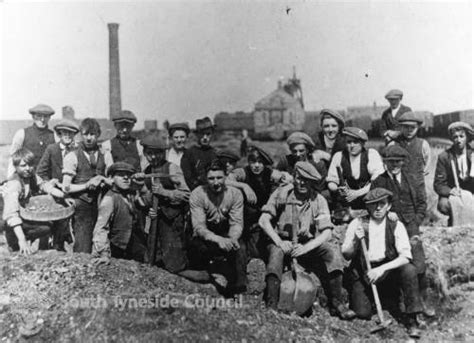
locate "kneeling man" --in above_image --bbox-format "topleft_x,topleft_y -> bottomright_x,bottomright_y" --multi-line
259,161 -> 355,319
342,188 -> 423,338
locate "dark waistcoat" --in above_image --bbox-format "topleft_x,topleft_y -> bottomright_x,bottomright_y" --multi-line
110,137 -> 141,171
340,149 -> 370,189
23,125 -> 55,168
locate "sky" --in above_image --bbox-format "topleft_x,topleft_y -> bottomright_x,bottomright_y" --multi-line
1,1 -> 473,128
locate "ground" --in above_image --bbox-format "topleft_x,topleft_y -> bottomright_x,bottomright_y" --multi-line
1,139 -> 474,341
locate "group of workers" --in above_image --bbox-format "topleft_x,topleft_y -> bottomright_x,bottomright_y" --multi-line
3,88 -> 473,339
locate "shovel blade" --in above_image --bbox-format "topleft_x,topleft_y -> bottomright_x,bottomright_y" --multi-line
294,270 -> 317,315
278,270 -> 296,312
370,320 -> 392,334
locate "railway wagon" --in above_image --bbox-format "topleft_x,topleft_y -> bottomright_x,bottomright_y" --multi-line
433,110 -> 474,137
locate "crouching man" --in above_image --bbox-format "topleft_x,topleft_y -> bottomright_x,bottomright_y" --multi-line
258,161 -> 355,319
92,162 -> 147,262
188,159 -> 247,295
342,188 -> 423,338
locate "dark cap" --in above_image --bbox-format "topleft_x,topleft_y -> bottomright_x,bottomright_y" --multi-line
381,145 -> 409,160
29,104 -> 55,116
342,127 -> 368,142
195,117 -> 215,132
320,109 -> 345,127
364,188 -> 393,204
54,119 -> 80,133
112,110 -> 137,123
168,122 -> 190,135
294,161 -> 321,181
248,145 -> 273,166
217,150 -> 240,162
398,111 -> 423,125
385,89 -> 403,100
286,132 -> 315,148
140,133 -> 168,150
107,161 -> 136,177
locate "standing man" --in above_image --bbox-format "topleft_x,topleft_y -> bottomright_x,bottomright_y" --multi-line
434,121 -> 474,222
166,122 -> 190,167
102,110 -> 145,172
7,104 -> 56,178
62,118 -> 109,253
189,159 -> 247,295
258,161 -> 355,319
181,117 -> 217,190
342,188 -> 423,338
380,89 -> 412,143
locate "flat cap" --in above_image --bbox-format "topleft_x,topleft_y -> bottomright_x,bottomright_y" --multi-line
382,145 -> 409,160
29,104 -> 55,116
320,109 -> 345,127
385,89 -> 403,100
54,119 -> 80,133
140,133 -> 168,150
107,161 -> 136,177
168,122 -> 190,135
195,117 -> 215,132
342,127 -> 368,142
112,110 -> 137,123
448,121 -> 473,135
398,111 -> 423,125
217,150 -> 240,162
364,188 -> 393,204
248,145 -> 273,166
294,161 -> 321,181
286,132 -> 315,148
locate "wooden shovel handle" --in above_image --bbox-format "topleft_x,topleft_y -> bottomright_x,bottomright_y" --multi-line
291,202 -> 298,245
451,159 -> 460,191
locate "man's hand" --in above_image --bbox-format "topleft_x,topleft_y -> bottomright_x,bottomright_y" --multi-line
354,226 -> 365,240
215,237 -> 235,252
87,175 -> 104,190
280,172 -> 293,185
277,240 -> 293,254
367,266 -> 386,283
18,238 -> 32,256
243,185 -> 257,205
387,211 -> 399,222
449,188 -> 461,197
291,243 -> 312,257
345,189 -> 360,203
148,207 -> 158,219
64,198 -> 76,207
170,190 -> 190,203
151,181 -> 163,195
93,256 -> 111,266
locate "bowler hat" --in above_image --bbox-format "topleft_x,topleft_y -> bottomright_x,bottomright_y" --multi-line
29,104 -> 55,116
195,117 -> 215,132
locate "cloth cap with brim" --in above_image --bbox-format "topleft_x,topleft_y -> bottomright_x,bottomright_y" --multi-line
286,132 -> 315,148
195,117 -> 215,132
385,89 -> 403,100
398,111 -> 423,125
29,104 -> 55,116
112,110 -> 137,123
342,127 -> 368,142
448,121 -> 474,135
364,188 -> 393,204
107,161 -> 136,177
382,145 -> 409,160
217,150 -> 240,162
320,109 -> 345,127
294,161 -> 321,181
140,133 -> 168,150
168,123 -> 190,135
54,119 -> 80,133
248,145 -> 273,165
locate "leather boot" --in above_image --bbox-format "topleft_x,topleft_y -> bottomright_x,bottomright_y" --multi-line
328,273 -> 356,320
265,274 -> 280,310
406,313 -> 422,339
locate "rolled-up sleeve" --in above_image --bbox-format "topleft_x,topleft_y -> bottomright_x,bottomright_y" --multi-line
2,180 -> 23,228
261,188 -> 280,217
326,151 -> 343,185
92,195 -> 114,258
394,221 -> 413,260
341,218 -> 359,255
228,190 -> 244,240
227,168 -> 246,182
190,188 -> 214,240
169,163 -> 189,192
314,195 -> 333,231
62,151 -> 78,177
368,149 -> 385,180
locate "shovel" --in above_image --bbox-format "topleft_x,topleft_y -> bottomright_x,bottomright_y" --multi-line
278,203 -> 317,315
360,239 -> 392,333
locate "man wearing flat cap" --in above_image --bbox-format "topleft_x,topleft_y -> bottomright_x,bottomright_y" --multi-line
259,161 -> 355,319
394,111 -> 431,197
434,121 -> 474,222
166,123 -> 190,167
181,117 -> 218,190
102,110 -> 146,172
216,150 -> 240,175
327,127 -> 384,211
372,145 -> 433,317
380,89 -> 412,143
37,119 -> 79,250
342,188 -> 423,338
276,131 -> 329,199
7,104 -> 56,178
92,162 -> 146,262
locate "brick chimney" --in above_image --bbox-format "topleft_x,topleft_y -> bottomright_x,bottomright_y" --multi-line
62,106 -> 75,120
108,23 -> 122,120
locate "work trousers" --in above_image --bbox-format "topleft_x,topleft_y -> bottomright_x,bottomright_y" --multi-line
72,197 -> 98,253
5,221 -> 51,251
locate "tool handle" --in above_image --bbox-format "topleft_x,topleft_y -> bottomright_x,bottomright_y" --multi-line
451,159 -> 460,191
291,202 -> 298,245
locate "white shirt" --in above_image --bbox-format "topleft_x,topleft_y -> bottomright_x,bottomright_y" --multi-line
166,147 -> 185,166
342,217 -> 412,262
456,149 -> 468,180
391,104 -> 401,118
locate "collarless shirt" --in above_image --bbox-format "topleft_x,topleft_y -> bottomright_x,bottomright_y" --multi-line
167,147 -> 185,166
391,104 -> 401,118
456,149 -> 468,180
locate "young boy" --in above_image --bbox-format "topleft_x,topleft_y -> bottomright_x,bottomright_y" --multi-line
2,148 -> 66,255
92,162 -> 146,261
62,118 -> 108,253
36,119 -> 79,250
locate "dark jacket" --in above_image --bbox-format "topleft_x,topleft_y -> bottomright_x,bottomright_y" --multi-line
180,145 -> 217,191
434,146 -> 474,197
23,125 -> 55,169
37,143 -> 75,181
380,104 -> 412,134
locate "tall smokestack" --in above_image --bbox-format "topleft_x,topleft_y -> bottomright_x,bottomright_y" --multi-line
108,23 -> 121,120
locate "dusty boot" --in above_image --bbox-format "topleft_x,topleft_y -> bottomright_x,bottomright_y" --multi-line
265,274 -> 280,310
406,313 -> 422,339
178,269 -> 211,283
419,273 -> 435,317
328,273 -> 356,320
